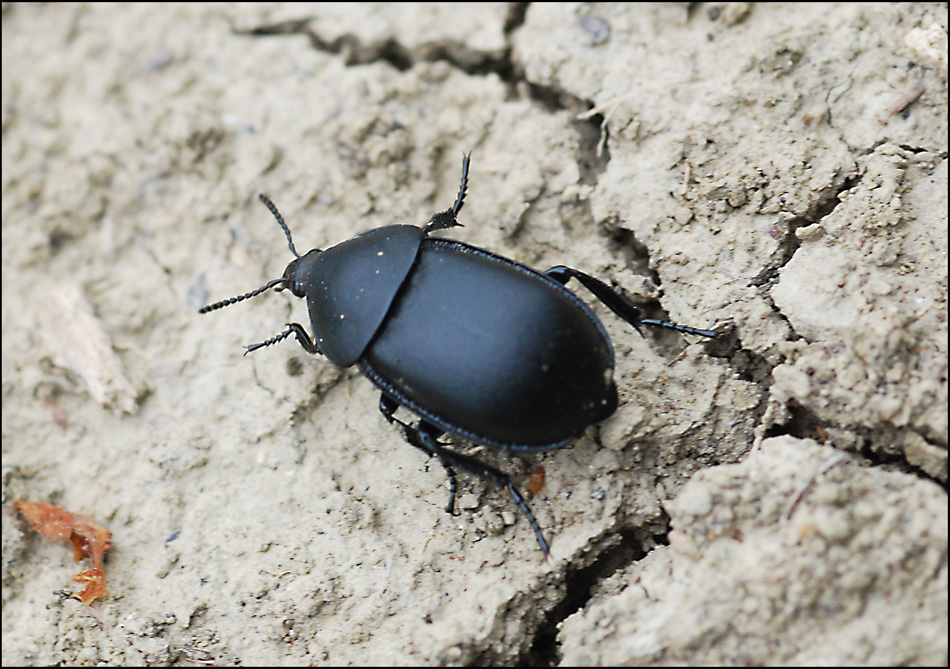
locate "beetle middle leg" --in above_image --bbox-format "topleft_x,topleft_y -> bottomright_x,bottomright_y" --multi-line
379,395 -> 459,514
544,265 -> 718,338
378,394 -> 550,555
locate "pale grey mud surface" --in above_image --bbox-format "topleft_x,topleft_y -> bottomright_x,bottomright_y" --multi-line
2,3 -> 946,666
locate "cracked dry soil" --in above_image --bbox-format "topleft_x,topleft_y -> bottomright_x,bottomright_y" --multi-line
3,3 -> 947,666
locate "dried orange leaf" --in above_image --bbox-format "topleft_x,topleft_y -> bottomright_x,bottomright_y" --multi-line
14,500 -> 113,605
13,500 -> 75,541
71,568 -> 108,605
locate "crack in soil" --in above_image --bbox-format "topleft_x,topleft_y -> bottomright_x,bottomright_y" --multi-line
522,526 -> 671,666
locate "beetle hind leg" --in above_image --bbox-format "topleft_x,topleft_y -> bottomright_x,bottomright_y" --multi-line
378,394 -> 550,555
544,265 -> 718,338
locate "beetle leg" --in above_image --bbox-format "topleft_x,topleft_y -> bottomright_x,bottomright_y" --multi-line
378,395 -> 460,515
544,266 -> 718,338
403,427 -> 550,554
244,322 -> 322,355
377,395 -> 550,554
423,153 -> 471,234
411,434 -> 549,556
378,394 -> 398,421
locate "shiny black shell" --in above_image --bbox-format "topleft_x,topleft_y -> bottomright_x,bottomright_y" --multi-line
301,228 -> 618,450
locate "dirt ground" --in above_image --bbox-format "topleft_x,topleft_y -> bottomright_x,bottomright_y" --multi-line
2,3 -> 946,666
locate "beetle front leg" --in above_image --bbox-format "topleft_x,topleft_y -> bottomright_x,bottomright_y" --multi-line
245,322 -> 322,356
544,266 -> 718,338
423,153 -> 471,234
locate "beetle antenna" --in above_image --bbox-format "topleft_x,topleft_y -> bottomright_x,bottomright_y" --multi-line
198,277 -> 285,314
259,194 -> 300,258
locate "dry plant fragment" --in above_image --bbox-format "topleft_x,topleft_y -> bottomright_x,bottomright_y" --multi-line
37,283 -> 138,415
14,500 -> 113,605
526,466 -> 546,496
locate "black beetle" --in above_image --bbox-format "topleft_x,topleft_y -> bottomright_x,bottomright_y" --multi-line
200,155 -> 716,555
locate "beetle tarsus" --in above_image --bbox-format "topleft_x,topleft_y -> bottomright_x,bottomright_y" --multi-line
451,153 -> 471,217
639,318 -> 718,338
245,322 -> 320,355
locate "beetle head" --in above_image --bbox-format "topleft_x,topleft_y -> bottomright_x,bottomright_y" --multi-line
281,249 -> 322,299
198,194 -> 319,314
